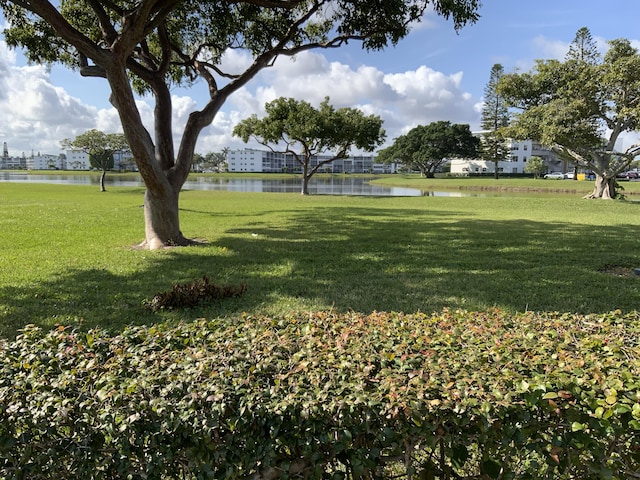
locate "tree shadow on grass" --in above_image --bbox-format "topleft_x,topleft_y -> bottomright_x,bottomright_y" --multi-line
215,206 -> 640,315
1,205 -> 640,338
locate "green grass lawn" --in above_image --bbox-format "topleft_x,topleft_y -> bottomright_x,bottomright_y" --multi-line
372,173 -> 640,196
2,181 -> 640,338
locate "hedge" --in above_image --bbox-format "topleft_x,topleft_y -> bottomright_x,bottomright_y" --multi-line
0,309 -> 639,479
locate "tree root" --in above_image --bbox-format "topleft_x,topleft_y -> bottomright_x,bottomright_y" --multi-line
134,236 -> 207,250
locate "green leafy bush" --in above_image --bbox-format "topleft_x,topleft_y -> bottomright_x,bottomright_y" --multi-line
0,309 -> 638,479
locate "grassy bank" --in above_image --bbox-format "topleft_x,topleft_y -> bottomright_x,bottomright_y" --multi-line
2,182 -> 640,338
372,173 -> 640,196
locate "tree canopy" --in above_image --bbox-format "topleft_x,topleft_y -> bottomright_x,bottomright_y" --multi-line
498,29 -> 640,199
233,97 -> 385,194
377,121 -> 479,178
0,0 -> 481,248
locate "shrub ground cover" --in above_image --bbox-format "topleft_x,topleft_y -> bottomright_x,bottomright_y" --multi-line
1,309 -> 638,479
2,182 -> 640,337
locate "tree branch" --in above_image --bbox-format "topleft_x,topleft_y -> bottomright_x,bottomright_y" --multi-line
79,53 -> 107,78
227,0 -> 307,8
84,0 -> 119,47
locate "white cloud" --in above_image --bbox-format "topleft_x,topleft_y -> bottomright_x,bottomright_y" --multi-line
257,52 -> 394,107
531,35 -> 569,60
213,52 -> 479,150
0,40 -> 480,156
381,66 -> 478,137
0,46 -> 99,154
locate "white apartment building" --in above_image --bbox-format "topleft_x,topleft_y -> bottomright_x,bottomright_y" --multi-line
1,156 -> 26,169
113,150 -> 136,171
227,148 -> 398,174
63,150 -> 91,170
21,149 -> 136,171
26,153 -> 66,170
449,139 -> 561,175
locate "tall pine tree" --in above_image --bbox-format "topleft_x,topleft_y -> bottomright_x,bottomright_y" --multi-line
481,64 -> 510,179
566,27 -> 600,63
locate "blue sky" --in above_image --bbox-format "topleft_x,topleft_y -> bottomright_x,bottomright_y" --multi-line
1,0 -> 639,156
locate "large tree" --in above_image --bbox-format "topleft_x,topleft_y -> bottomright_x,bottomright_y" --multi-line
377,121 -> 479,178
233,97 -> 385,195
62,129 -> 129,192
480,63 -> 510,179
498,30 -> 640,199
0,0 -> 480,249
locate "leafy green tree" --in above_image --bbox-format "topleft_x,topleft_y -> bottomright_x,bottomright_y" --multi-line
61,129 -> 128,192
193,150 -> 227,172
191,153 -> 205,173
498,30 -> 640,199
203,149 -> 229,173
377,121 -> 479,178
234,97 -> 385,195
480,64 -> 510,179
524,155 -> 545,179
0,1 -> 480,249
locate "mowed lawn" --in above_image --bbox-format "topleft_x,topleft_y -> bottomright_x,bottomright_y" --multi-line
2,180 -> 640,338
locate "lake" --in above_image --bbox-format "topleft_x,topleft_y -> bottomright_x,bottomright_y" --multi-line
0,172 -> 475,197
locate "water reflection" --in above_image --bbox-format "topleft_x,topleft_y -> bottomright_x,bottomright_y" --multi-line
0,172 -> 472,197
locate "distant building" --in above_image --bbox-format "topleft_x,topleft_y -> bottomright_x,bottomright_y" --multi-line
0,142 -> 26,169
113,150 -> 136,171
227,148 -> 398,174
27,153 -> 66,170
63,149 -> 90,170
449,139 -> 561,175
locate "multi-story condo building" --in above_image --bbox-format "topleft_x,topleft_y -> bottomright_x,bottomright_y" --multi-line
449,139 -> 562,175
63,150 -> 91,170
0,141 -> 137,171
227,148 -> 398,174
26,153 -> 66,170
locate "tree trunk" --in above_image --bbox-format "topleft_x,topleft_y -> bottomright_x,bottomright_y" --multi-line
100,170 -> 106,192
583,174 -> 617,199
301,175 -> 310,195
140,185 -> 191,249
301,162 -> 310,195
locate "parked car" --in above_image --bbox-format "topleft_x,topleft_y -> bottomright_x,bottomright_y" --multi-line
625,171 -> 639,179
564,172 -> 575,179
544,172 -> 566,179
617,172 -> 631,181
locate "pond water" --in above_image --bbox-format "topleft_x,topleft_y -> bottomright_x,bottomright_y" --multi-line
0,172 -> 477,197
